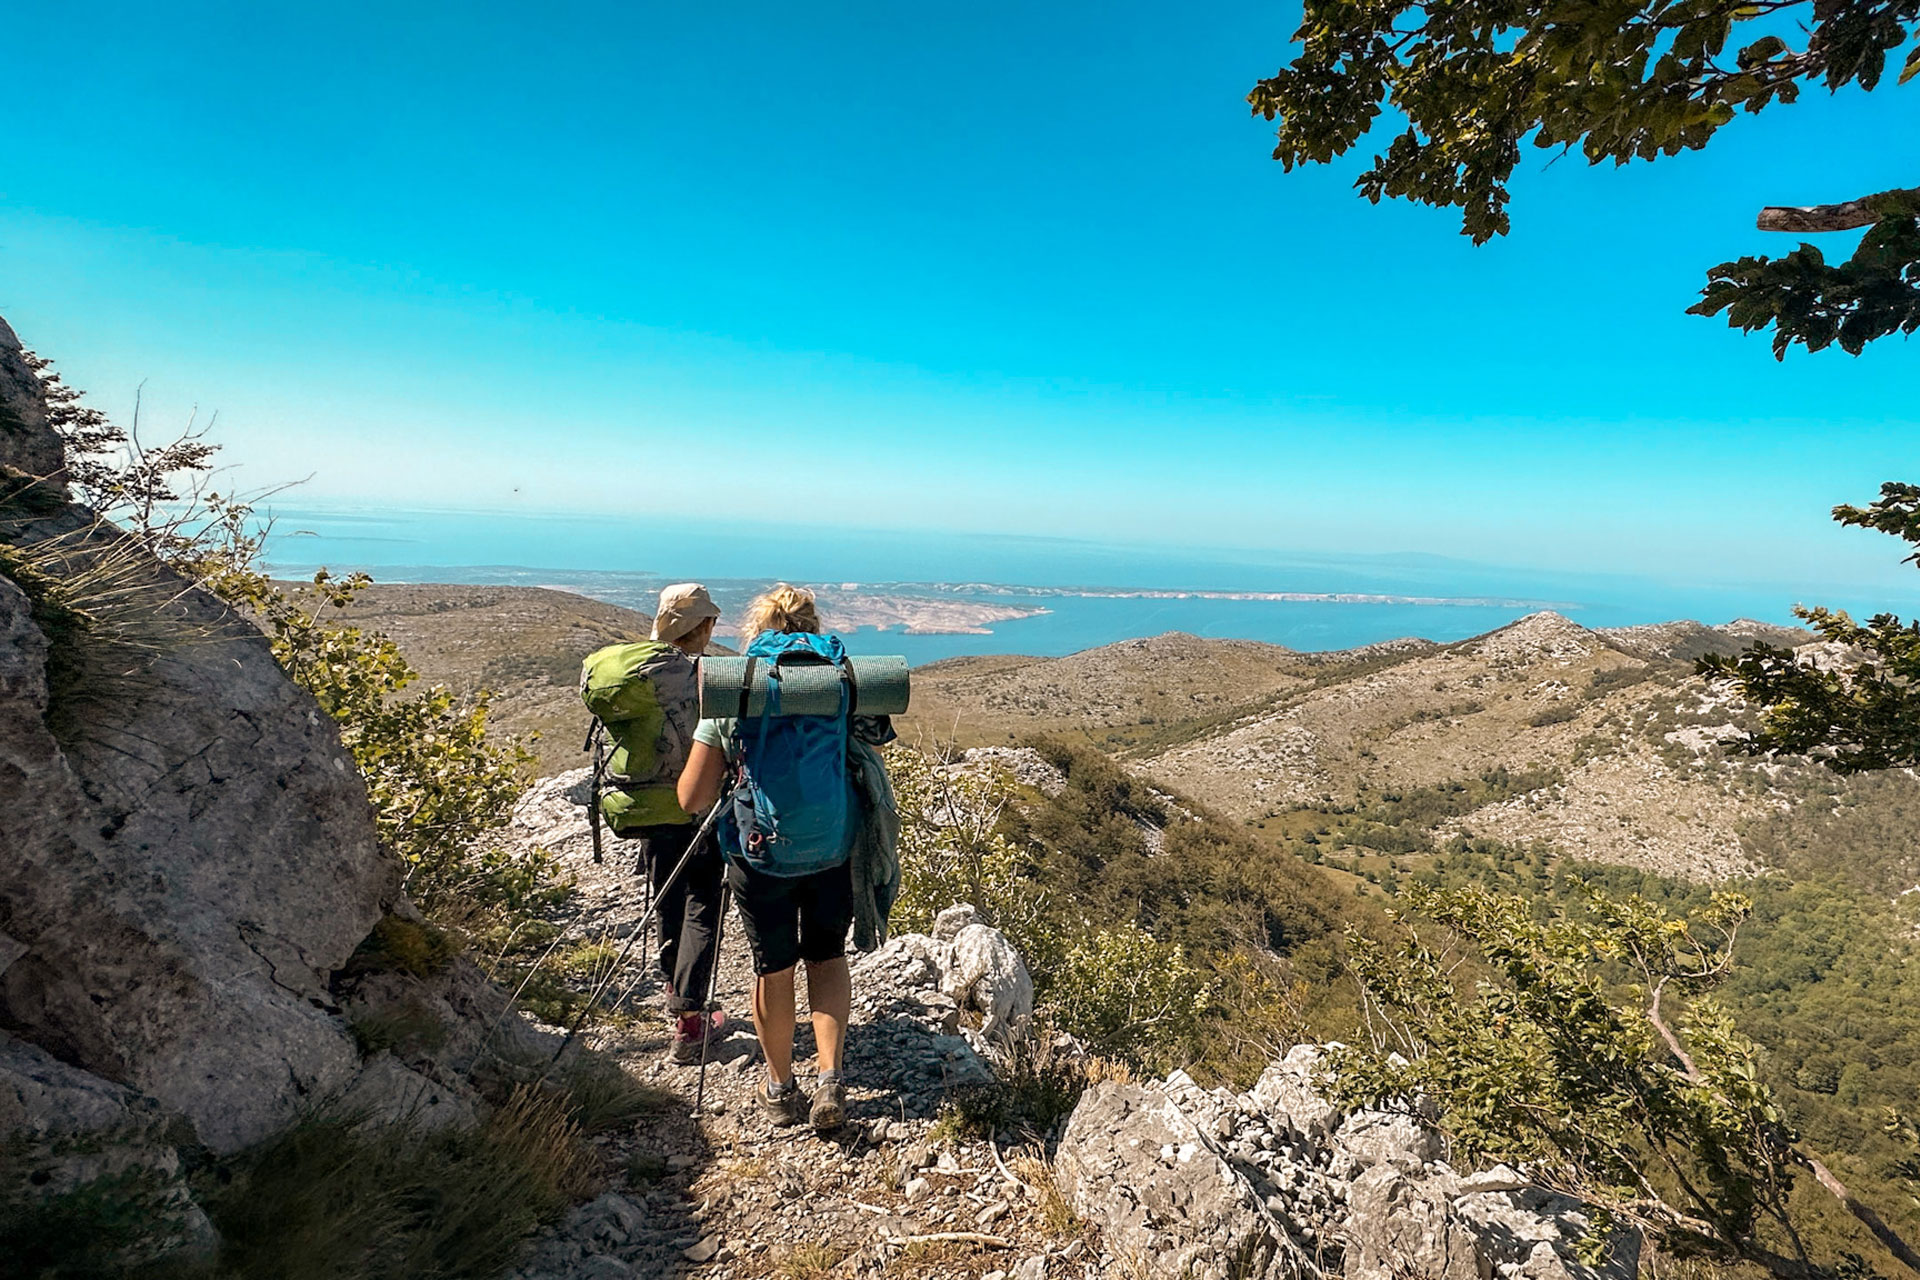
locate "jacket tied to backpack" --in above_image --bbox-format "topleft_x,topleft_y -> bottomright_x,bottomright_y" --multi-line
579,640 -> 699,832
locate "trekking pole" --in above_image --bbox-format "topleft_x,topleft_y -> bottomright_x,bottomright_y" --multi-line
584,722 -> 606,866
549,791 -> 730,1066
638,841 -> 655,995
694,876 -> 734,1113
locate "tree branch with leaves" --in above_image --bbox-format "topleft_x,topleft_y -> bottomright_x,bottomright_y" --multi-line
1248,0 -> 1919,357
1700,483 -> 1920,772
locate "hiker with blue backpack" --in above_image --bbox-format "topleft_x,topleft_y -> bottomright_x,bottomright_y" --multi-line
677,584 -> 868,1133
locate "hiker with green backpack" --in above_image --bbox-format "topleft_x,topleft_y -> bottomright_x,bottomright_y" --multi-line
677,584 -> 875,1134
578,583 -> 728,1064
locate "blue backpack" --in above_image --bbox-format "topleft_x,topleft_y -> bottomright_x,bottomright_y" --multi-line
720,631 -> 856,878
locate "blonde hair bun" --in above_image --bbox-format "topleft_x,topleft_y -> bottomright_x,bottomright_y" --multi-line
742,584 -> 821,640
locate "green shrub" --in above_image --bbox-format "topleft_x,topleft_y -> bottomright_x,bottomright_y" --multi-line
1049,923 -> 1210,1067
348,999 -> 450,1058
889,746 -> 1060,976
344,916 -> 457,980
1332,881 -> 1920,1276
890,738 -> 1367,1077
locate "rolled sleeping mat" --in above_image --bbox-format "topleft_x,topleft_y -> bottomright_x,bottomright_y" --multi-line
698,654 -> 910,718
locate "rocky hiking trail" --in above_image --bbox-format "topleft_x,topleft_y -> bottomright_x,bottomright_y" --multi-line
500,770 -> 1638,1280
504,772 -> 1072,1280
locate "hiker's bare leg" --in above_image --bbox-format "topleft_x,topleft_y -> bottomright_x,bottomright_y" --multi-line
753,967 -> 797,1084
805,956 -> 851,1074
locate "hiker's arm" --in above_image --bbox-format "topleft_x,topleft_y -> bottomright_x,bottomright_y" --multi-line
679,740 -> 727,814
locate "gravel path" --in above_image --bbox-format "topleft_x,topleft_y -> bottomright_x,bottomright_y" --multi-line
503,774 -> 1092,1280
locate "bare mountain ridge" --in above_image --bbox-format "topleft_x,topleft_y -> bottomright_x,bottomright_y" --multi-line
1143,611 -> 1834,880
901,611 -> 1795,746
908,610 -> 1849,883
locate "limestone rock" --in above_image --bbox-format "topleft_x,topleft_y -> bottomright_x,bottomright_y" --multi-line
940,922 -> 1034,1046
1345,1164 -> 1641,1280
851,932 -> 946,992
932,903 -> 979,941
1344,1164 -> 1487,1280
1331,1107 -> 1443,1176
1055,1045 -> 1639,1280
1248,1044 -> 1340,1143
0,317 -> 65,489
854,913 -> 1033,1057
1053,1080 -> 1286,1280
954,746 -> 1068,797
0,1031 -> 215,1259
335,1054 -> 479,1131
1453,1182 -> 1640,1280
0,320 -> 396,1154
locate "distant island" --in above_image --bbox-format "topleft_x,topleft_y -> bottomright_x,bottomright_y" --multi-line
796,589 -> 1051,635
818,580 -> 1572,609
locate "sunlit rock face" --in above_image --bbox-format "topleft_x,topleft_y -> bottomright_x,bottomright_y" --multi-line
0,313 -> 397,1154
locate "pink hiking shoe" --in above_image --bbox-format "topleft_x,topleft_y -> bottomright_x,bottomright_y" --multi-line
669,1009 -> 726,1065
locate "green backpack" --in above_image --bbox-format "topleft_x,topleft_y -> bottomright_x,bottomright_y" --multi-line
579,641 -> 700,843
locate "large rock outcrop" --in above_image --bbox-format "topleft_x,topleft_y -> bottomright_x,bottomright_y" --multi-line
1054,1046 -> 1640,1280
0,316 -> 396,1154
0,317 -> 65,487
850,904 -> 1033,1061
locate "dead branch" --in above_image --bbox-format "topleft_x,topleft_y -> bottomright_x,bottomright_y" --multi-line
882,1231 -> 1012,1248
1795,1150 -> 1920,1276
1646,978 -> 1703,1082
1757,188 -> 1920,233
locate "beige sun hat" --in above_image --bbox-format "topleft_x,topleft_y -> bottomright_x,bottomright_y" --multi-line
652,583 -> 721,644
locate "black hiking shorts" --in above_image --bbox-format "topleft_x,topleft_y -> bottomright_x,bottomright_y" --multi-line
725,858 -> 853,976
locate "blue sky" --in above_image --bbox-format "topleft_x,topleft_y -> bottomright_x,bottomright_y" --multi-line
5,1 -> 1917,598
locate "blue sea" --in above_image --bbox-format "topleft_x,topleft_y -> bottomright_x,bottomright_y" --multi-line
261,506 -> 1905,666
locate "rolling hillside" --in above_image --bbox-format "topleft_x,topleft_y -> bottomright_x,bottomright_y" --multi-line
902,610 -> 1890,887
316,583 -> 661,775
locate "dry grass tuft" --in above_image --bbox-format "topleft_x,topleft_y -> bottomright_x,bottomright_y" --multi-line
774,1239 -> 847,1278
886,1237 -> 979,1276
1010,1149 -> 1082,1240
205,1084 -> 591,1280
555,1054 -> 676,1135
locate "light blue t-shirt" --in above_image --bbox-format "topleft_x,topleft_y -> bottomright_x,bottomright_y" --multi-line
693,717 -> 738,759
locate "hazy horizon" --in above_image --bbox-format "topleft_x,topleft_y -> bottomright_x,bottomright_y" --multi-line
256,502 -> 1919,663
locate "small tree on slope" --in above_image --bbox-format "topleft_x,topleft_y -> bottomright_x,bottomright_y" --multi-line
1327,883 -> 1920,1277
1697,483 -> 1920,773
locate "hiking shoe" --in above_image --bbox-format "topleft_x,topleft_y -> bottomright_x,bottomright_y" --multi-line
668,1011 -> 724,1065
758,1078 -> 808,1127
810,1072 -> 847,1133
